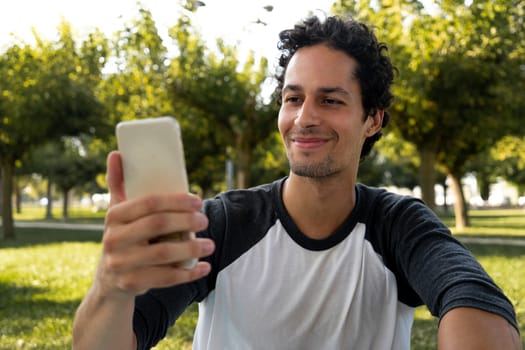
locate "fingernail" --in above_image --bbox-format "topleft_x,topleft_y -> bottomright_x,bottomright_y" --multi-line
196,213 -> 208,228
202,240 -> 214,255
199,264 -> 211,275
191,197 -> 202,210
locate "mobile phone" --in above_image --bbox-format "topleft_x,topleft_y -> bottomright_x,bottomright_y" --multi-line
116,116 -> 197,269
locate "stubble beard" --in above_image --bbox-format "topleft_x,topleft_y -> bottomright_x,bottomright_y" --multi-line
288,154 -> 339,179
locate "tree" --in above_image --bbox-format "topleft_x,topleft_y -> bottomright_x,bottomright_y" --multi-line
429,54 -> 512,228
25,137 -> 104,220
54,139 -> 104,220
0,21 -> 107,239
93,5 -> 176,201
428,1 -> 523,229
100,6 -> 172,128
167,9 -> 276,190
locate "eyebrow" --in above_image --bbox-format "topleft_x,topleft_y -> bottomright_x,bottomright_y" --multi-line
282,84 -> 350,96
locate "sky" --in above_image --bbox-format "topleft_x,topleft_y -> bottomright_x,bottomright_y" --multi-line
0,0 -> 334,64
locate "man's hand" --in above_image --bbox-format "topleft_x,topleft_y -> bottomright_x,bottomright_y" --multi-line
98,151 -> 214,298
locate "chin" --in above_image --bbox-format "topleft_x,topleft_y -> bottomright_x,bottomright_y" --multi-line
290,163 -> 339,179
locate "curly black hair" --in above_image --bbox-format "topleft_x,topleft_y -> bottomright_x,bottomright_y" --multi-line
275,15 -> 396,160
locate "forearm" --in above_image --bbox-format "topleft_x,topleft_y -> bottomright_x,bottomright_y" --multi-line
438,307 -> 522,350
72,284 -> 137,350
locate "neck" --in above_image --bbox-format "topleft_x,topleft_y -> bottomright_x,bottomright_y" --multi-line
282,173 -> 357,239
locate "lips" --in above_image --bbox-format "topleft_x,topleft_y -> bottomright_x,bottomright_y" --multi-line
287,128 -> 334,150
292,137 -> 328,149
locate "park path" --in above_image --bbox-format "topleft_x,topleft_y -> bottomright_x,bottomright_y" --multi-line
10,222 -> 525,247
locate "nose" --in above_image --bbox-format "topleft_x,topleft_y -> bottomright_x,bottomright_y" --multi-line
294,98 -> 320,128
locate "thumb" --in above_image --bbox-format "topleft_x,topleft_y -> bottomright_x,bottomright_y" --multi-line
106,151 -> 127,207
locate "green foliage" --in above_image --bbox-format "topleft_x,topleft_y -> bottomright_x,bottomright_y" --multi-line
466,135 -> 525,200
250,131 -> 289,186
100,6 -> 172,127
358,132 -> 421,188
83,3 -> 281,195
388,0 -> 523,175
167,16 -> 276,189
491,136 -> 525,193
24,137 -> 104,189
467,149 -> 502,200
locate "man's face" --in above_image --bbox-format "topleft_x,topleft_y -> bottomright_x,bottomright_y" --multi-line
278,44 -> 378,179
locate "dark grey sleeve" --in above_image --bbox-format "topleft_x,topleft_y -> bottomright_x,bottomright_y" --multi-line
371,193 -> 518,331
133,283 -> 202,350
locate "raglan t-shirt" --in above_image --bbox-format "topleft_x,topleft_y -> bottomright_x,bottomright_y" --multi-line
133,177 -> 518,349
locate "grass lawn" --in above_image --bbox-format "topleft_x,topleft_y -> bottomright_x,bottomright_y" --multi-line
439,208 -> 525,238
12,205 -> 106,225
0,207 -> 524,349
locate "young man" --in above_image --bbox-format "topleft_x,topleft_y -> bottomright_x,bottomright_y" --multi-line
73,15 -> 521,349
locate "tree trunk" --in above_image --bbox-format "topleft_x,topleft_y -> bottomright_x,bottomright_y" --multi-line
1,158 -> 15,240
478,174 -> 491,202
418,147 -> 436,210
45,179 -> 53,219
236,163 -> 246,189
15,178 -> 22,214
236,135 -> 252,189
235,97 -> 257,189
0,166 -> 3,215
62,188 -> 69,221
441,177 -> 449,213
449,172 -> 470,231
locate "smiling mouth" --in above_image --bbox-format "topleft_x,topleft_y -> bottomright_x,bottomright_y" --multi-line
291,137 -> 328,149
287,128 -> 335,150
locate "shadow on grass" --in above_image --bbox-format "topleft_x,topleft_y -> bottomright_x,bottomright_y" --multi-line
411,317 -> 438,350
0,227 -> 103,248
166,302 -> 199,343
0,282 -> 81,335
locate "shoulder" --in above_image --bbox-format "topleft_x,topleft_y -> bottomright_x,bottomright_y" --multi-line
198,178 -> 283,273
202,178 -> 281,219
356,183 -> 429,219
356,183 -> 449,248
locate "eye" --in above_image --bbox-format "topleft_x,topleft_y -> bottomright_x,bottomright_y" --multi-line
284,95 -> 302,104
323,97 -> 342,105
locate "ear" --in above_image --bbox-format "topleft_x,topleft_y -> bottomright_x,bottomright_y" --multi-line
365,110 -> 384,137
